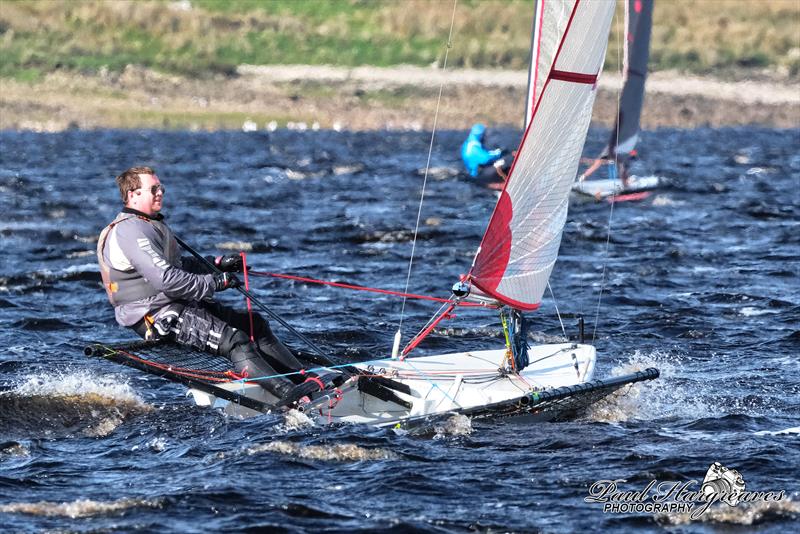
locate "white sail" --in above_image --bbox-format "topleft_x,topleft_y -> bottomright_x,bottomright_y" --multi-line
470,0 -> 616,310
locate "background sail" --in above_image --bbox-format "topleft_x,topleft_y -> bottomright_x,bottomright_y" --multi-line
470,0 -> 616,310
607,0 -> 654,157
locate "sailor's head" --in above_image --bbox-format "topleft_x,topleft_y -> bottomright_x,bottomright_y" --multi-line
116,166 -> 164,216
469,123 -> 487,140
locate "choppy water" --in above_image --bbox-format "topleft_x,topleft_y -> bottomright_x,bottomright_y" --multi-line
1,127 -> 798,532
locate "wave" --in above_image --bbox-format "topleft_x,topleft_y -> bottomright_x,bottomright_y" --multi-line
581,350 -> 707,423
0,264 -> 99,292
0,441 -> 31,458
0,371 -> 152,438
10,317 -> 75,331
0,497 -> 163,518
753,426 -> 800,437
656,498 -> 800,526
246,440 -> 398,462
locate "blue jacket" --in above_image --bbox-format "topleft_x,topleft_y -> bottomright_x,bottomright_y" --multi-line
461,124 -> 503,177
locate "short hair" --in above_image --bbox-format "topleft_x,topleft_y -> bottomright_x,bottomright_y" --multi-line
115,166 -> 155,204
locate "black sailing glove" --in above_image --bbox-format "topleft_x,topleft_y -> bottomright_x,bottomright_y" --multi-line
214,254 -> 244,272
214,272 -> 241,291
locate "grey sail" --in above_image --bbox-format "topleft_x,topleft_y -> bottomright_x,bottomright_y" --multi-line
606,0 -> 654,157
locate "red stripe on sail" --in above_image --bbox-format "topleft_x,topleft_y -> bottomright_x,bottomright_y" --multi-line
471,190 -> 513,292
550,70 -> 598,84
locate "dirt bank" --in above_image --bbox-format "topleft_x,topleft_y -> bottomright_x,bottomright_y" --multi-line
1,65 -> 797,132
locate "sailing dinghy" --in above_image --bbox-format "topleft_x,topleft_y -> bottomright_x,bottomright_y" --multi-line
86,0 -> 658,428
572,174 -> 661,200
572,0 -> 662,200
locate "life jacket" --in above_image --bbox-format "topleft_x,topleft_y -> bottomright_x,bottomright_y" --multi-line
96,212 -> 161,306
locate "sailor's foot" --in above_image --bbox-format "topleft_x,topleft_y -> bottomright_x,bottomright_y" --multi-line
229,341 -> 302,403
307,371 -> 346,389
276,379 -> 326,408
275,372 -> 345,408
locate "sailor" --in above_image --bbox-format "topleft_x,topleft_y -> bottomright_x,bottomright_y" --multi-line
97,166 -> 332,407
461,123 -> 508,180
579,149 -> 637,187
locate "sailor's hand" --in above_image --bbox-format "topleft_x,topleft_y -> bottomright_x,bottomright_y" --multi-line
578,173 -> 586,182
214,254 -> 243,272
214,272 -> 241,291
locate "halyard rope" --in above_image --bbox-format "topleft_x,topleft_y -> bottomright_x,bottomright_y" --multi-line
397,0 -> 459,337
592,1 -> 625,344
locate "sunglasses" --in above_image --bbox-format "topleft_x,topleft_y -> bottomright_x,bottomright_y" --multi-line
136,184 -> 166,196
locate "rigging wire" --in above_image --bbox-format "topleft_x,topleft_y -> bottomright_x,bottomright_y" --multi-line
592,0 -> 626,344
547,281 -> 567,339
396,0 -> 459,338
246,269 -> 489,306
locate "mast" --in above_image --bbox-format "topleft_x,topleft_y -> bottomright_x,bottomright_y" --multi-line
468,0 -> 617,311
606,0 -> 654,157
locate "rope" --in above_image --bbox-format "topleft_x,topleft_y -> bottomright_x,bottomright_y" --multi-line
397,0 -> 459,334
592,0 -> 625,343
401,302 -> 457,358
240,252 -> 255,342
174,235 -> 337,366
547,280 -> 567,339
115,350 -> 237,383
247,270 -> 488,307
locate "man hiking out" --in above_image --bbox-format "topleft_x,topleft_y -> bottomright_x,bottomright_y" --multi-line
96,166 -> 336,407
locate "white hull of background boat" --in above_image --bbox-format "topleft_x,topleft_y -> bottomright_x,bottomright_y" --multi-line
571,174 -> 662,199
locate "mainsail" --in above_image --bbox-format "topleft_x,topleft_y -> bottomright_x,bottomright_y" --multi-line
469,0 -> 616,310
607,0 -> 654,157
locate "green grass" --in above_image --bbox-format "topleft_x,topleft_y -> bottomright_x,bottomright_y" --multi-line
1,0 -> 797,80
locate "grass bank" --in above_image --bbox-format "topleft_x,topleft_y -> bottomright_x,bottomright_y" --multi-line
1,0 -> 798,82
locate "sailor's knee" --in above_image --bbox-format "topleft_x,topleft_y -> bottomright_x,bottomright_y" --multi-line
219,327 -> 249,357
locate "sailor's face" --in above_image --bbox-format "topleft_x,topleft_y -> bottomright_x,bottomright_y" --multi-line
129,173 -> 164,215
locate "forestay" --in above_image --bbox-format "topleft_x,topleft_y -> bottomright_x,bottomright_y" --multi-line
469,0 -> 616,310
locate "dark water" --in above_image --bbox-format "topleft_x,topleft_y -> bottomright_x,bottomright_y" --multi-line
0,127 -> 798,532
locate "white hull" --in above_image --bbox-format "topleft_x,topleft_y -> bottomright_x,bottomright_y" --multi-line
189,342 -> 596,426
572,174 -> 661,198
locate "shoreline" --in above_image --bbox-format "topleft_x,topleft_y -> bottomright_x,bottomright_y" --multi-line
1,65 -> 798,133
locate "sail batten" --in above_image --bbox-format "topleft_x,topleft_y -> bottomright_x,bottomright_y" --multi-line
470,0 -> 616,311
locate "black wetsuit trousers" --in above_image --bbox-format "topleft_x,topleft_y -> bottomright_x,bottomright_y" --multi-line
132,300 -> 306,384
